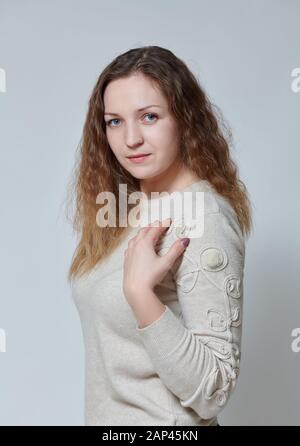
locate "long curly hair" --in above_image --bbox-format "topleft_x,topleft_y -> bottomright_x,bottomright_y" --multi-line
65,45 -> 253,282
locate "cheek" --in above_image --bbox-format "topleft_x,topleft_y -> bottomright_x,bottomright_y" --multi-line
106,129 -> 116,145
150,119 -> 179,145
106,131 -> 122,157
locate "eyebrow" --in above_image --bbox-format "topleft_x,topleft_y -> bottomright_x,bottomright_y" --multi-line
104,105 -> 162,116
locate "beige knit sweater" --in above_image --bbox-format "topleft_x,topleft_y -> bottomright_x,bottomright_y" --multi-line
71,180 -> 245,426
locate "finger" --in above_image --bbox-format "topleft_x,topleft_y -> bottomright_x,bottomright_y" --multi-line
149,218 -> 171,228
136,221 -> 156,240
145,218 -> 172,243
161,237 -> 190,268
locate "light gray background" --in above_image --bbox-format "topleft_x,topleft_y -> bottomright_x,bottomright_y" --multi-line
0,0 -> 299,426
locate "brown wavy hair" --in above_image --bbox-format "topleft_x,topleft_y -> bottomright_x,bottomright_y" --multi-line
65,45 -> 253,282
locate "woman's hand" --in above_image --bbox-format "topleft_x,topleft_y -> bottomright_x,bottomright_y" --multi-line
123,218 -> 190,307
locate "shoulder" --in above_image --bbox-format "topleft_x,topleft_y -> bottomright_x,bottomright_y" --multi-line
163,181 -> 246,280
173,180 -> 244,244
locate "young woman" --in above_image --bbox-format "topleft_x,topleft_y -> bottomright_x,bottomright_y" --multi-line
66,45 -> 252,426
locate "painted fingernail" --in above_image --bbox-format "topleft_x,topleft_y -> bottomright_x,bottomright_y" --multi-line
181,237 -> 190,247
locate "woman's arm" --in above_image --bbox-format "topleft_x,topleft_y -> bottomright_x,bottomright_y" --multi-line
131,209 -> 245,420
129,289 -> 168,329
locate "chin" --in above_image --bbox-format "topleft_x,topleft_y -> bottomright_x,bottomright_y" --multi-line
128,169 -> 156,179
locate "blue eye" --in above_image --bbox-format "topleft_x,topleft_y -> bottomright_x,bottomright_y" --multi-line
106,118 -> 120,127
106,113 -> 158,128
144,113 -> 158,122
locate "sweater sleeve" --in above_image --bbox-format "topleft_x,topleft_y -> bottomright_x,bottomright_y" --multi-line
135,205 -> 245,420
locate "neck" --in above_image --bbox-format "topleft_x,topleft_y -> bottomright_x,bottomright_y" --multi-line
139,160 -> 201,198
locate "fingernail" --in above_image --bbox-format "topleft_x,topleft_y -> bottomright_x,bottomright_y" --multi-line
163,217 -> 172,226
181,237 -> 190,247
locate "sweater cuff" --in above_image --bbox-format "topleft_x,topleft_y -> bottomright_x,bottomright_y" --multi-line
135,304 -> 187,360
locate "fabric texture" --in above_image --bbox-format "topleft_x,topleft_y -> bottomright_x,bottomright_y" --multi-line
71,179 -> 245,426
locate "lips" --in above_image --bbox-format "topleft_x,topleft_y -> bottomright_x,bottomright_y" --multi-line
127,153 -> 151,159
127,153 -> 152,164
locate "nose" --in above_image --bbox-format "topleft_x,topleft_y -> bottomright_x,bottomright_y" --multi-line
125,122 -> 144,148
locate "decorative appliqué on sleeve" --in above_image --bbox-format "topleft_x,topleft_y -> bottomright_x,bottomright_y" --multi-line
173,235 -> 244,411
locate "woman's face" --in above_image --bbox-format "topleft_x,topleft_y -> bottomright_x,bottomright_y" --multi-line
103,73 -> 182,188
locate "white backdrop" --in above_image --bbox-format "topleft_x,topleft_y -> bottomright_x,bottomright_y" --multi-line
0,0 -> 299,426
